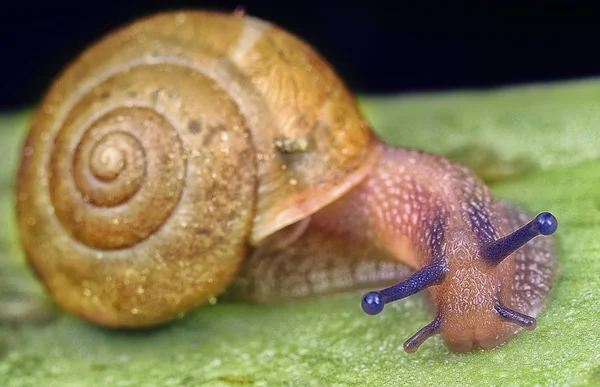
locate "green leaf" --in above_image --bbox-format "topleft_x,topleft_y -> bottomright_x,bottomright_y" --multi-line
1,80 -> 599,386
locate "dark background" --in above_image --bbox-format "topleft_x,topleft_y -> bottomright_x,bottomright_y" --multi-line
2,1 -> 600,111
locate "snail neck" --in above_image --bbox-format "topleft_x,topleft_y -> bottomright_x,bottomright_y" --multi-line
227,145 -> 468,302
308,145 -> 458,269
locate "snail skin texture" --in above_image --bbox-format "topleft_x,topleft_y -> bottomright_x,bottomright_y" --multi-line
16,10 -> 558,354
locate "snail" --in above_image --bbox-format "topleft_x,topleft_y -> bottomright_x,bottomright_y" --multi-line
15,9 -> 558,354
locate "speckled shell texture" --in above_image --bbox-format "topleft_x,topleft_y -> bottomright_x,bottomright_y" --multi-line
16,11 -> 377,326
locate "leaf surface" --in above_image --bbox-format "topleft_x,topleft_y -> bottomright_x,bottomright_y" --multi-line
1,80 -> 599,386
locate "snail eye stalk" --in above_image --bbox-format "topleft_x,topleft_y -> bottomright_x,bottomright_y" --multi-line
361,263 -> 446,354
481,212 -> 558,265
361,261 -> 447,315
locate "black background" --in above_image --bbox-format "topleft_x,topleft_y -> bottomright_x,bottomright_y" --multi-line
2,1 -> 600,111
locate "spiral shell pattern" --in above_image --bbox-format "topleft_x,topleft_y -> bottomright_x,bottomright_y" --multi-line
52,107 -> 185,250
17,26 -> 258,327
16,10 -> 377,326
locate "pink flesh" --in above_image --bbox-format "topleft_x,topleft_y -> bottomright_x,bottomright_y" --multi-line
226,144 -> 557,352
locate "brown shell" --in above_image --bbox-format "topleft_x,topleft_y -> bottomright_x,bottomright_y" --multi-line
15,10 -> 378,326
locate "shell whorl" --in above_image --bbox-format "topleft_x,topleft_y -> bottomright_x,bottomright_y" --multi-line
17,18 -> 261,326
16,10 -> 378,326
52,107 -> 185,250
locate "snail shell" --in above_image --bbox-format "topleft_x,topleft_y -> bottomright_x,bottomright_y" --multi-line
16,10 -> 379,326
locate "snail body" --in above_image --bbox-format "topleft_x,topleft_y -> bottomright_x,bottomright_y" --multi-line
16,10 -> 557,353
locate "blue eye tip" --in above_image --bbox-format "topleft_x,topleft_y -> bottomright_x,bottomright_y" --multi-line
362,292 -> 385,315
535,212 -> 558,235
